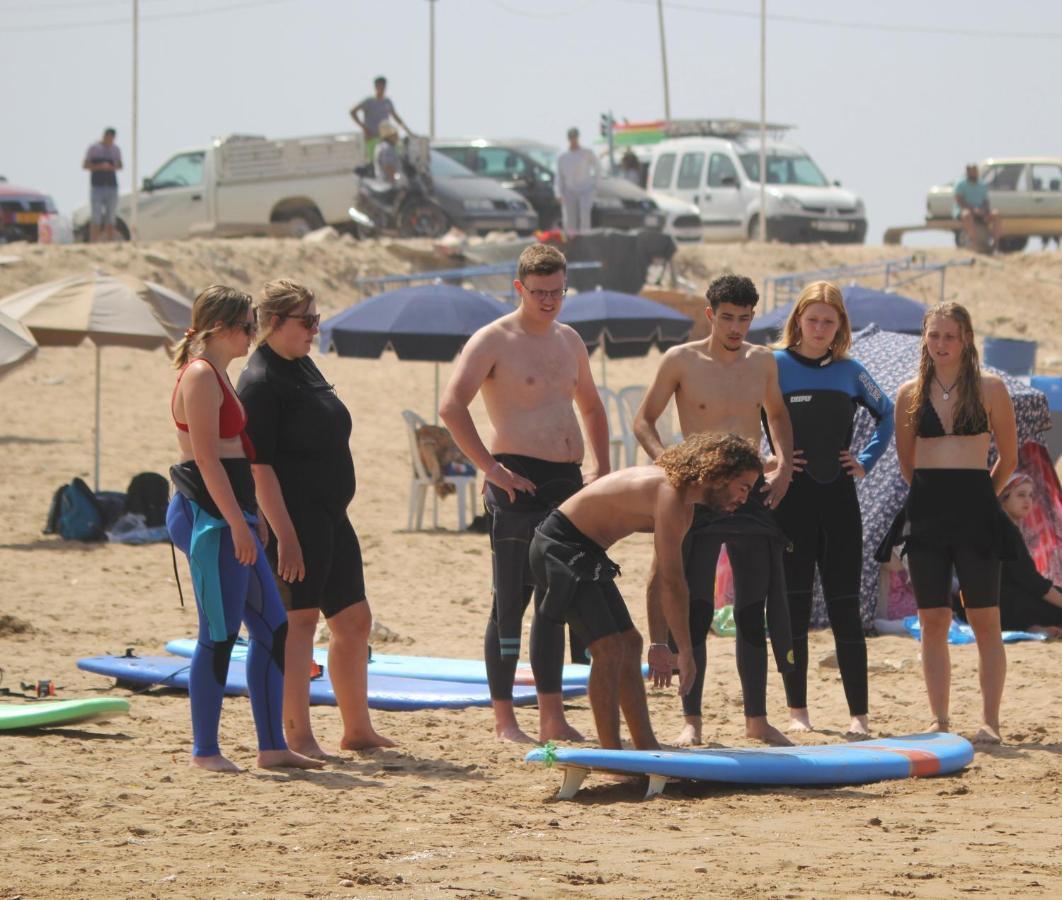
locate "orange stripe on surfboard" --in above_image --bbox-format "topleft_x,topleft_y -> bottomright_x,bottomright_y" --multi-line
847,745 -> 942,777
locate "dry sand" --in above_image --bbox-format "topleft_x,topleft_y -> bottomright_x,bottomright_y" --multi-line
1,238 -> 1061,899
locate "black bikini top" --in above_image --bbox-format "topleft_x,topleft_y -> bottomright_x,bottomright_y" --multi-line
916,396 -> 989,438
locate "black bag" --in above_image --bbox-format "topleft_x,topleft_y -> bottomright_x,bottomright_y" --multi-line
124,472 -> 170,527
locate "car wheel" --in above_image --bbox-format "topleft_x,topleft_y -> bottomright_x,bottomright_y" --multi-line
398,201 -> 450,238
273,206 -> 324,238
996,236 -> 1028,254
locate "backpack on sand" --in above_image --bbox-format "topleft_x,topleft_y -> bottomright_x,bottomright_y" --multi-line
44,477 -> 105,542
124,472 -> 170,527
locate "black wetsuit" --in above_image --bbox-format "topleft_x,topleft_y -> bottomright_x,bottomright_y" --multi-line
771,348 -> 893,717
238,344 -> 365,618
679,476 -> 795,719
483,455 -> 583,700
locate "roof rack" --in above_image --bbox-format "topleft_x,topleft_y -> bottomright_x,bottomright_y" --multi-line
661,118 -> 794,138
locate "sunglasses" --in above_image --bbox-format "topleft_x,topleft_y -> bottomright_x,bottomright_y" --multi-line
238,320 -> 258,336
280,312 -> 321,330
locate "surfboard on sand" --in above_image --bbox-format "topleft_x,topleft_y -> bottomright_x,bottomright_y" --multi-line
163,637 -> 597,687
0,698 -> 131,731
78,655 -> 586,710
525,732 -> 974,800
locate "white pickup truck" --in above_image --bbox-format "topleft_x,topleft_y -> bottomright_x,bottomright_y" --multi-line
73,132 -> 365,241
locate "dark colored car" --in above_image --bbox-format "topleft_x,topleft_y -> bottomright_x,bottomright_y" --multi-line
0,178 -> 57,243
433,139 -> 664,231
429,150 -> 538,235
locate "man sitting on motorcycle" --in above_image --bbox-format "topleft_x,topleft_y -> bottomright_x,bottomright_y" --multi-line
374,122 -> 402,184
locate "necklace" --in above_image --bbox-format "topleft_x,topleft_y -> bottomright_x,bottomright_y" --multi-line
934,375 -> 958,401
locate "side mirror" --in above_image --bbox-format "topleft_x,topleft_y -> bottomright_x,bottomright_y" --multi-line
833,179 -> 842,187
141,177 -> 153,192
720,176 -> 737,188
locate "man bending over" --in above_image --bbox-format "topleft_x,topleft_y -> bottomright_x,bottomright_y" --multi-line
530,433 -> 763,749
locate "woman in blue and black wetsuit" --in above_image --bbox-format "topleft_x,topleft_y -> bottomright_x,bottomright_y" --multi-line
880,302 -> 1016,743
168,285 -> 321,773
772,281 -> 894,736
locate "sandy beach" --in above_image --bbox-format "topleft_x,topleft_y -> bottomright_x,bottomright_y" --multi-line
2,238 -> 1061,898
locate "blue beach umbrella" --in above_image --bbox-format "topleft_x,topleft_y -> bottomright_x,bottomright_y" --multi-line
318,284 -> 513,419
749,285 -> 928,345
557,289 -> 694,384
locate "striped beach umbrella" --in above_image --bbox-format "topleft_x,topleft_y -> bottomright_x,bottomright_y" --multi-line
0,271 -> 192,489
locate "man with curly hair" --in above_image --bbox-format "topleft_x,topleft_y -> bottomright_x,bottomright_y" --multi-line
633,274 -> 796,747
529,433 -> 763,750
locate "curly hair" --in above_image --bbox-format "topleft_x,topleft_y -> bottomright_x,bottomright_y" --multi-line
656,432 -> 763,489
705,274 -> 759,311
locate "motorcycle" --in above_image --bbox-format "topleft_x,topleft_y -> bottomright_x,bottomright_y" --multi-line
348,137 -> 450,239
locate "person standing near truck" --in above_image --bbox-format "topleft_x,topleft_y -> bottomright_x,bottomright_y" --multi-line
82,127 -> 122,243
556,128 -> 599,236
350,76 -> 413,158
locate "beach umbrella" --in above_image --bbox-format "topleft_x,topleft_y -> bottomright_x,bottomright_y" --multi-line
749,285 -> 927,345
318,284 -> 513,420
0,310 -> 38,379
826,324 -> 1051,630
0,271 -> 192,490
557,288 -> 693,384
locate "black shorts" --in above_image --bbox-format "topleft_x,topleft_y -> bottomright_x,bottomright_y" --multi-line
269,506 -> 365,619
531,511 -> 634,647
907,544 -> 1000,610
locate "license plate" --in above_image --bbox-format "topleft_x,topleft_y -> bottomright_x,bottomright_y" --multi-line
515,217 -> 531,229
812,220 -> 850,232
645,215 -> 663,227
15,211 -> 40,224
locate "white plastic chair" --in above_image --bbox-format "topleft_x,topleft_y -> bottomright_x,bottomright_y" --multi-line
617,385 -> 679,463
597,386 -> 637,469
401,410 -> 478,531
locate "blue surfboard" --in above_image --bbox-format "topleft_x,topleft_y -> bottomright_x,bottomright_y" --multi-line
902,616 -> 1047,644
78,655 -> 585,710
526,732 -> 974,799
164,637 -> 599,687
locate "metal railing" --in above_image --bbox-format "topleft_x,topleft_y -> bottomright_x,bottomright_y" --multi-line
356,260 -> 602,301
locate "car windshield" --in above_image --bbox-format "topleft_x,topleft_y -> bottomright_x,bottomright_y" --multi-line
517,146 -> 558,173
738,153 -> 828,187
430,150 -> 475,178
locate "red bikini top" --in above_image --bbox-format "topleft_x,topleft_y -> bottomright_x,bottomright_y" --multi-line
172,358 -> 255,461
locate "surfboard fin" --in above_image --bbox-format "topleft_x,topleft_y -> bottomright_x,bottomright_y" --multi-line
556,766 -> 589,800
645,774 -> 669,799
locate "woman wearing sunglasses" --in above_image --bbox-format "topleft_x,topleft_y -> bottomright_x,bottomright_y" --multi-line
238,279 -> 393,756
168,284 -> 321,772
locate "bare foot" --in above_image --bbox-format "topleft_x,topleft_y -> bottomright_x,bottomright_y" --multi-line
339,730 -> 397,751
190,754 -> 242,773
495,722 -> 535,744
257,748 -> 326,769
746,719 -> 793,747
286,738 -> 331,760
846,715 -> 871,737
788,708 -> 814,733
540,721 -> 585,743
973,724 -> 1002,745
674,719 -> 702,747
928,717 -> 950,734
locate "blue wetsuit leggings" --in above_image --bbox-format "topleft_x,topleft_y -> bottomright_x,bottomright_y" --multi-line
774,474 -> 867,716
167,494 -> 289,757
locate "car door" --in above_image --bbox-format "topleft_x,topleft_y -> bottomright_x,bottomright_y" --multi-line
136,152 -> 208,240
671,150 -> 705,210
1024,163 -> 1062,218
981,162 -> 1025,218
701,152 -> 746,239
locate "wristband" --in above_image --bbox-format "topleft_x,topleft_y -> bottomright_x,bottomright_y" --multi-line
648,643 -> 671,651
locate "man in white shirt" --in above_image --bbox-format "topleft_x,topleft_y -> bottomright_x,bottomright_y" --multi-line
556,128 -> 599,235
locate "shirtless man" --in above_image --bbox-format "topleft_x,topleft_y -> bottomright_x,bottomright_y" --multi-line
633,274 -> 796,747
440,243 -> 610,744
529,433 -> 763,749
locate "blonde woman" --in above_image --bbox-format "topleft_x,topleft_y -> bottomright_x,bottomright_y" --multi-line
167,285 -> 321,773
771,281 -> 893,735
237,280 -> 393,756
878,302 -> 1017,743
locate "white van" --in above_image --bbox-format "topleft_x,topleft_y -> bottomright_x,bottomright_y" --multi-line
646,125 -> 866,244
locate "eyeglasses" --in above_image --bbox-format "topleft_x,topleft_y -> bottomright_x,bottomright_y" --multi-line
280,312 -> 321,330
523,287 -> 567,302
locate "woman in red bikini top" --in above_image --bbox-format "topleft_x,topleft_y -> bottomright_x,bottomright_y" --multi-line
170,286 -> 261,561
